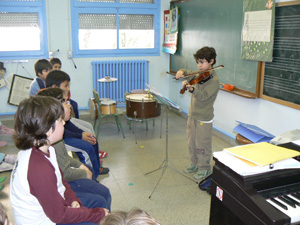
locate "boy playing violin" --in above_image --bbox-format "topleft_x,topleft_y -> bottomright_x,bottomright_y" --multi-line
175,46 -> 219,180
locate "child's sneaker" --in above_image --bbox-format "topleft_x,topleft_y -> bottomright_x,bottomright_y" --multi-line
184,164 -> 198,173
99,150 -> 108,159
99,167 -> 109,175
194,169 -> 211,180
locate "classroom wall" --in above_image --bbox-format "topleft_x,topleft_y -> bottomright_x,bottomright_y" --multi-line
0,0 -> 170,115
1,0 -> 299,139
167,0 -> 300,139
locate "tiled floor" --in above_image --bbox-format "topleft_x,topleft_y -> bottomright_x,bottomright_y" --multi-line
0,108 -> 233,225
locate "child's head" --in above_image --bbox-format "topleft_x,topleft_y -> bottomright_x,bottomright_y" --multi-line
34,59 -> 52,80
45,70 -> 71,93
100,208 -> 162,225
37,88 -> 71,122
14,96 -> 65,150
193,47 -> 217,71
49,58 -> 62,70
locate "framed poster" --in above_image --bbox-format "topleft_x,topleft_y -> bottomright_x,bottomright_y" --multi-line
7,74 -> 33,106
241,0 -> 275,61
162,9 -> 178,54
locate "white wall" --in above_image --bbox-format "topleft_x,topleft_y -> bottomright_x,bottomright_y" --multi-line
0,0 -> 170,114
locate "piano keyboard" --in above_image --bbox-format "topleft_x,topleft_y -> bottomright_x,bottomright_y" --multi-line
267,193 -> 300,224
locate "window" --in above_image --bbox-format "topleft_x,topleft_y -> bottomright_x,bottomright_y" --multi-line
0,0 -> 48,60
71,0 -> 160,57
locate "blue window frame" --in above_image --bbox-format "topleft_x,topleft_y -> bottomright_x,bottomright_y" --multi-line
0,0 -> 48,60
70,0 -> 161,58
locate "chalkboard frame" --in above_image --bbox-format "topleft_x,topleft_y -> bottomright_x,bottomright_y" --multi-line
259,1 -> 300,110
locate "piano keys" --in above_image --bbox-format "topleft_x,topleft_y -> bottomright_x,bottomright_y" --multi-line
209,142 -> 300,225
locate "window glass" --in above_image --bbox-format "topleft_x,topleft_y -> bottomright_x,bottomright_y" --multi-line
0,12 -> 40,51
71,0 -> 160,57
0,0 -> 48,60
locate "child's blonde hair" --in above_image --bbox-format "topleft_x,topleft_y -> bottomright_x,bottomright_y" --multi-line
100,208 -> 162,225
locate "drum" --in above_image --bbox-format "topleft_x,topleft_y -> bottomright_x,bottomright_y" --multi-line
101,99 -> 117,115
126,94 -> 161,119
88,98 -> 98,119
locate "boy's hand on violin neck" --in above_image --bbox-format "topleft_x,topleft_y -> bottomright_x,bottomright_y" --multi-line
175,70 -> 184,79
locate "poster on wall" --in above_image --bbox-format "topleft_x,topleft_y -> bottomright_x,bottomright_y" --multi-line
7,74 -> 33,106
241,0 -> 275,61
162,9 -> 178,54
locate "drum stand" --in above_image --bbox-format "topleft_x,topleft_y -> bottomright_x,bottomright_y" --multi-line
145,106 -> 197,199
128,111 -> 162,144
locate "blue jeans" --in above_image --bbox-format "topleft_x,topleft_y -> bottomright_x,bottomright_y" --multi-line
68,179 -> 111,211
56,179 -> 111,225
64,138 -> 100,177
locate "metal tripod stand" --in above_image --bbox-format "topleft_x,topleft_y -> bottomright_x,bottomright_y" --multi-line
145,106 -> 197,199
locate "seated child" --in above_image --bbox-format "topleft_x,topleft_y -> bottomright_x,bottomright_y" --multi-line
40,77 -> 109,176
29,59 -> 52,96
45,70 -> 108,160
49,57 -> 79,118
37,88 -> 111,210
10,95 -> 108,224
49,57 -> 62,70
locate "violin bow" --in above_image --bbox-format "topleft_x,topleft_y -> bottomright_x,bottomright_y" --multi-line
174,65 -> 224,80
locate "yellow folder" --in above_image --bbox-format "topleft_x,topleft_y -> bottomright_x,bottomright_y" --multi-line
224,142 -> 300,167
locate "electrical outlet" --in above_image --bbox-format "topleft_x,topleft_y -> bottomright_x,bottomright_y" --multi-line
48,51 -> 53,58
68,51 -> 72,59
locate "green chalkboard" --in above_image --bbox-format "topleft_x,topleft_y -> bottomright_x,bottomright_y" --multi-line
263,4 -> 300,106
170,0 -> 258,93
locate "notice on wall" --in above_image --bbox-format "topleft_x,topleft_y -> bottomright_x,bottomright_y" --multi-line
242,10 -> 272,42
162,9 -> 178,54
241,0 -> 275,62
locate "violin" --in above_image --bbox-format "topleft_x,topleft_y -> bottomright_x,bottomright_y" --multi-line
179,65 -> 224,94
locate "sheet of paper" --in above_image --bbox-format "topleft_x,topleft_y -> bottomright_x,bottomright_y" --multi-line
5,73 -> 14,90
224,142 -> 300,167
213,151 -> 300,176
242,10 -> 272,42
146,84 -> 181,111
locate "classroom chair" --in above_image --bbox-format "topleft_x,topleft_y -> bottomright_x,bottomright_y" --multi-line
92,89 -> 125,138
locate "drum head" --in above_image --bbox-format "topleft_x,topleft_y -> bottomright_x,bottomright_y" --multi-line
89,98 -> 98,119
125,94 -> 155,102
101,100 -> 117,105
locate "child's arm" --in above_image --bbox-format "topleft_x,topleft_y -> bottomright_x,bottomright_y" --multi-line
82,132 -> 97,145
192,75 -> 219,100
64,121 -> 96,145
28,149 -> 105,224
53,141 -> 88,182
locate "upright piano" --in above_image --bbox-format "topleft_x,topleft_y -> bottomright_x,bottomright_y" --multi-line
209,142 -> 300,225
